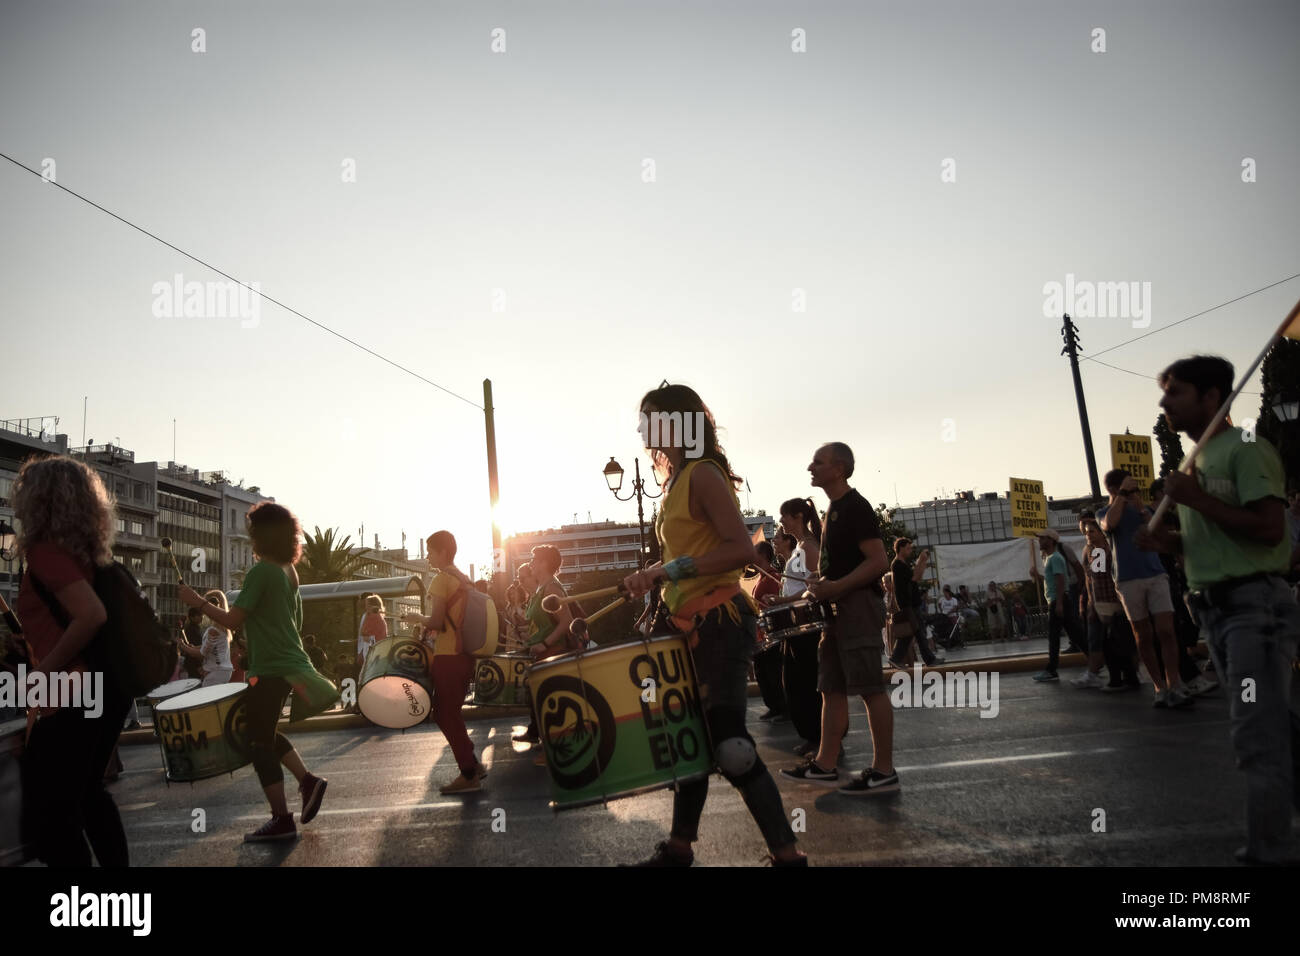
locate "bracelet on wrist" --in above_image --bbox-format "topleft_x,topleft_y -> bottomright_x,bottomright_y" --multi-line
662,556 -> 698,582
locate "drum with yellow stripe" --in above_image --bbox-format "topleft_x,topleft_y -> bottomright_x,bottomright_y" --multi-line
154,683 -> 252,782
529,634 -> 712,810
472,653 -> 531,707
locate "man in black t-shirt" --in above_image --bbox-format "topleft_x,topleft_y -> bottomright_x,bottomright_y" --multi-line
780,442 -> 899,795
889,538 -> 942,668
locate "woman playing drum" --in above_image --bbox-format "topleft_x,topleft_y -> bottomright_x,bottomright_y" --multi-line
175,590 -> 234,687
621,383 -> 805,867
179,502 -> 335,842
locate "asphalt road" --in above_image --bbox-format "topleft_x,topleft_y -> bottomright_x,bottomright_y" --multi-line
111,668 -> 1254,866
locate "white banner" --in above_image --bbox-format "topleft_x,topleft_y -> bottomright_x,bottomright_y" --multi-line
931,535 -> 1085,593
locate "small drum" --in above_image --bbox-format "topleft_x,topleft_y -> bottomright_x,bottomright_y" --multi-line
758,599 -> 827,646
472,653 -> 531,707
358,636 -> 434,729
1,718 -> 35,866
145,678 -> 200,727
529,635 -> 712,811
154,683 -> 252,783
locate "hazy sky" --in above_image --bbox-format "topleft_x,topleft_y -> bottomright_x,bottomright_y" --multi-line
3,0 -> 1298,573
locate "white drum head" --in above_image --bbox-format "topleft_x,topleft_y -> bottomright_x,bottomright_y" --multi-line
157,681 -> 249,713
358,676 -> 431,729
147,679 -> 201,701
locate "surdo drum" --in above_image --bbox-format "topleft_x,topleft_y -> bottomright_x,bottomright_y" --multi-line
472,653 -> 531,707
153,683 -> 252,783
528,634 -> 712,810
357,636 -> 434,729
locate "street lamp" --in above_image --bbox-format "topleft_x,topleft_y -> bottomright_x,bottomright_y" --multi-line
603,457 -> 662,569
1271,394 -> 1300,423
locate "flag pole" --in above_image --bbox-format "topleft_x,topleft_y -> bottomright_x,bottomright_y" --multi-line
1147,296 -> 1300,531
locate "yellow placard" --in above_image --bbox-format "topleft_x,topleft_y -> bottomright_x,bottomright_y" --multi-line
1009,477 -> 1048,538
1109,434 -> 1155,496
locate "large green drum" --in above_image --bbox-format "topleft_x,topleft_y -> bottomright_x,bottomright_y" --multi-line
472,653 -> 531,707
358,637 -> 433,729
529,635 -> 713,810
154,683 -> 252,782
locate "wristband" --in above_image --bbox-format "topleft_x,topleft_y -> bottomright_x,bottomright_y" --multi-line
661,556 -> 698,582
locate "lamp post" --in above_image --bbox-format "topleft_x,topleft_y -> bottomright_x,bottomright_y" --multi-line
603,457 -> 662,570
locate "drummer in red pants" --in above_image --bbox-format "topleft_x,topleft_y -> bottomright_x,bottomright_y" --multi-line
403,531 -> 488,795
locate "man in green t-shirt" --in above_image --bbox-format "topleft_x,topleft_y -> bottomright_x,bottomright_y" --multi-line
1137,354 -> 1299,865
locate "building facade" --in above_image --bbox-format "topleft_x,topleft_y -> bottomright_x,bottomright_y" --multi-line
889,491 -> 1090,548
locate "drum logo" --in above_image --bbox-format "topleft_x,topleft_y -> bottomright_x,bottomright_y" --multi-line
401,681 -> 425,717
629,646 -> 703,769
476,661 -> 504,701
535,676 -> 616,790
392,639 -> 429,675
223,696 -> 252,759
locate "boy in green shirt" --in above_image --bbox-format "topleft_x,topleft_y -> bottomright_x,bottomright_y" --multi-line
1137,355 -> 1299,864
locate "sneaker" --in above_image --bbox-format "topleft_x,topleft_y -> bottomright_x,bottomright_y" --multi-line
780,759 -> 839,786
1168,686 -> 1195,709
244,814 -> 297,843
513,729 -> 539,744
1070,672 -> 1105,689
769,852 -> 809,866
298,773 -> 327,824
1184,674 -> 1217,697
625,840 -> 694,867
440,773 -> 482,795
1032,671 -> 1059,682
1153,689 -> 1169,708
839,768 -> 901,796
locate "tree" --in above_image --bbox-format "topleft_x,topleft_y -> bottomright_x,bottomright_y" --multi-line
1153,414 -> 1184,478
1257,337 -> 1300,489
297,526 -> 372,584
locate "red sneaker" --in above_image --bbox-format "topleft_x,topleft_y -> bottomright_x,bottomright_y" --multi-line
244,814 -> 297,843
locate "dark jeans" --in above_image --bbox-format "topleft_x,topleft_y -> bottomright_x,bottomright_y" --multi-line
1046,601 -> 1085,674
891,607 -> 938,665
25,682 -> 132,866
1099,614 -> 1140,684
670,597 -> 796,852
754,644 -> 786,714
782,632 -> 822,747
246,676 -> 295,787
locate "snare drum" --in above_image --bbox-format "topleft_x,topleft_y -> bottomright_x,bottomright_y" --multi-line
357,636 -> 434,729
472,653 -> 531,707
154,683 -> 252,782
529,635 -> 713,810
0,719 -> 35,866
758,599 -> 827,645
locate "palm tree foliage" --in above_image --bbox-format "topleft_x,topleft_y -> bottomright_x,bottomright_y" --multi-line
297,526 -> 372,583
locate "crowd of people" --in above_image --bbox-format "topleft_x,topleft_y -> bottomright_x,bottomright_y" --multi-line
3,354 -> 1298,866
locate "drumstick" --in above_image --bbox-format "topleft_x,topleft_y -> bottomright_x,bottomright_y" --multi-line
578,596 -> 627,628
159,537 -> 185,585
747,563 -> 817,585
541,584 -> 624,613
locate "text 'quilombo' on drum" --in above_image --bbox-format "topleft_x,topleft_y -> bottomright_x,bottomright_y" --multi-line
472,653 -> 531,707
528,634 -> 713,811
153,683 -> 252,783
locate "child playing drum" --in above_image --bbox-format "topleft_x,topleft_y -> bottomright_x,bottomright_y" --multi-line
621,383 -> 805,867
179,502 -> 335,842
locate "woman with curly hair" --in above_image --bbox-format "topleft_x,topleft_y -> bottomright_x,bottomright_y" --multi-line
13,455 -> 132,867
179,501 -> 337,842
621,383 -> 804,867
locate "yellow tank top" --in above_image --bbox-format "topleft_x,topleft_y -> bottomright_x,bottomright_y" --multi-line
656,458 -> 742,614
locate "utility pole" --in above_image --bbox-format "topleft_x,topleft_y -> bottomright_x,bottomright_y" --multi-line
483,380 -> 502,588
1061,313 -> 1102,499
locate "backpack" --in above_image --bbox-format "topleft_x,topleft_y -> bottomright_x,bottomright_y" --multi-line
447,582 -> 500,658
33,563 -> 178,698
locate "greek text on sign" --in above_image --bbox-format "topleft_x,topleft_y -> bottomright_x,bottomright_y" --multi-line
1109,434 -> 1155,495
1009,477 -> 1048,538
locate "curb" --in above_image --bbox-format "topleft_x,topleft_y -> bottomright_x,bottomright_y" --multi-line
119,651 -> 1083,747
